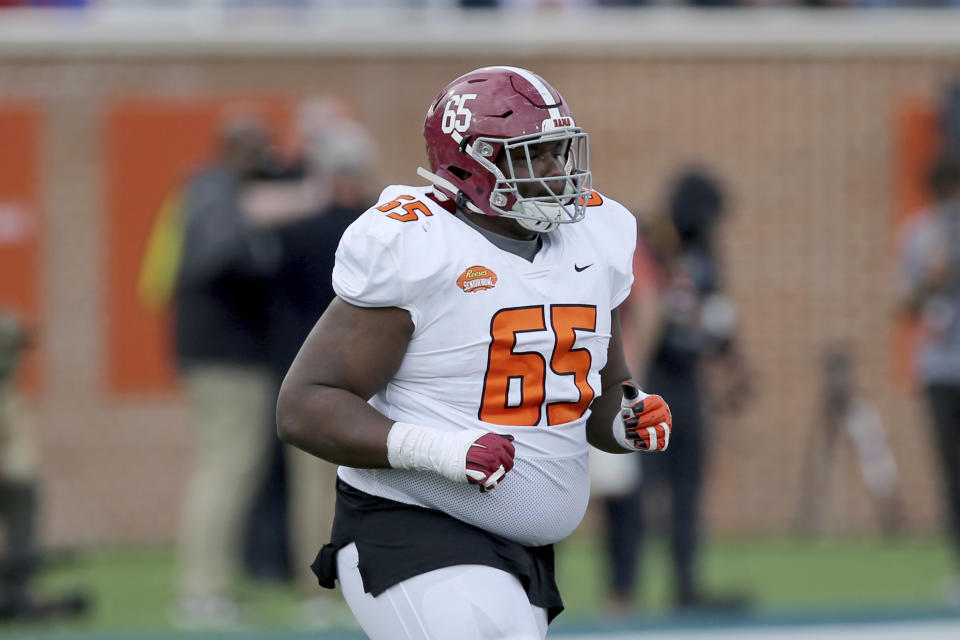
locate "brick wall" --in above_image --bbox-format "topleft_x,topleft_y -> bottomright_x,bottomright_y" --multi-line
3,53 -> 956,545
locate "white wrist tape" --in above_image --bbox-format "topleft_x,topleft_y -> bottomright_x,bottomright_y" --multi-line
386,422 -> 481,484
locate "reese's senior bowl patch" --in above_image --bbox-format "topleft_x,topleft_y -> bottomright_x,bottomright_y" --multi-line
457,265 -> 498,293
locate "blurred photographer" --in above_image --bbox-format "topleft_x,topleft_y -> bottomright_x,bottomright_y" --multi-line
0,312 -> 37,618
0,311 -> 86,621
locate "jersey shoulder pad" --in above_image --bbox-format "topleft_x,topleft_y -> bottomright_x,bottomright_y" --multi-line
583,190 -> 637,239
579,190 -> 637,308
333,185 -> 446,309
350,185 -> 446,245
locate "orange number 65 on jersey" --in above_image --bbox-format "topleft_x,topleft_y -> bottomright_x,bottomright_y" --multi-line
376,194 -> 433,222
479,305 -> 597,427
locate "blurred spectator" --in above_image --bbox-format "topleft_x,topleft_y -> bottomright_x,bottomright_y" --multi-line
0,311 -> 87,621
238,98 -> 355,584
236,98 -> 355,561
589,228 -> 661,615
896,153 -> 960,604
620,167 -> 752,613
274,119 -> 377,628
172,113 -> 281,629
239,107 -> 377,628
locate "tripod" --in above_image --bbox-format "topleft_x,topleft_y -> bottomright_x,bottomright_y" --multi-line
796,345 -> 906,536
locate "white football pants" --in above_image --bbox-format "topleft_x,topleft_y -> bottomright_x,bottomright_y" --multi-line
336,542 -> 549,640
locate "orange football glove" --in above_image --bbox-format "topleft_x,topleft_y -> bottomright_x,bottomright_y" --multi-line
617,381 -> 672,452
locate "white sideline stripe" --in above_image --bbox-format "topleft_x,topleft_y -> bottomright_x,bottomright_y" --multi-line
485,65 -> 562,121
554,620 -> 960,640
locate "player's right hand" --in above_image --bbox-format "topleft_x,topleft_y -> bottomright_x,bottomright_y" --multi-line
464,433 -> 516,492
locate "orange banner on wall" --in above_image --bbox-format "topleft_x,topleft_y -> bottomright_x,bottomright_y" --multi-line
104,97 -> 291,393
0,103 -> 43,393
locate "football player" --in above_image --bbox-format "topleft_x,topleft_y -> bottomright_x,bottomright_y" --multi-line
277,66 -> 672,639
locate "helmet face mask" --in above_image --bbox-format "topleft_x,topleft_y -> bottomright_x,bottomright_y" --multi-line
420,66 -> 592,233
483,129 -> 591,233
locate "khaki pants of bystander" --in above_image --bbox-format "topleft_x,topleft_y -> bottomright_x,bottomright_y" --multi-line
0,382 -> 36,483
177,364 -> 274,601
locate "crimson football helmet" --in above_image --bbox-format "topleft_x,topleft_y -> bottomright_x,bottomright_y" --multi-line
418,66 -> 592,233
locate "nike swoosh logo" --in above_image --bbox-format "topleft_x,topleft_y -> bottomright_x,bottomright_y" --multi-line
574,264 -> 593,272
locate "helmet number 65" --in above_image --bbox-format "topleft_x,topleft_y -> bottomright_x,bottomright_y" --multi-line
441,93 -> 477,135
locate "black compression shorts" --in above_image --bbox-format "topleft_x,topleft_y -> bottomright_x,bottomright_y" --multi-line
311,478 -> 564,623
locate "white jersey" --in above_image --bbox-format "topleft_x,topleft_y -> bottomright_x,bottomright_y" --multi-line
333,184 -> 636,546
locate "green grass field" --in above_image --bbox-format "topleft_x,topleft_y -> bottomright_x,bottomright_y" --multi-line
18,532 -> 955,635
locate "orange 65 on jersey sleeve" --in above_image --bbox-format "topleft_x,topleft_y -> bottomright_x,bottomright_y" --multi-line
376,195 -> 433,222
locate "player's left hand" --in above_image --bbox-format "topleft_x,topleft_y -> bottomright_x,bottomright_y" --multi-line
618,381 -> 671,452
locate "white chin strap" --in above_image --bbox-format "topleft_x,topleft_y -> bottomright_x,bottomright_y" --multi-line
416,167 -> 458,199
511,178 -> 578,233
513,201 -> 561,233
416,166 -> 494,217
